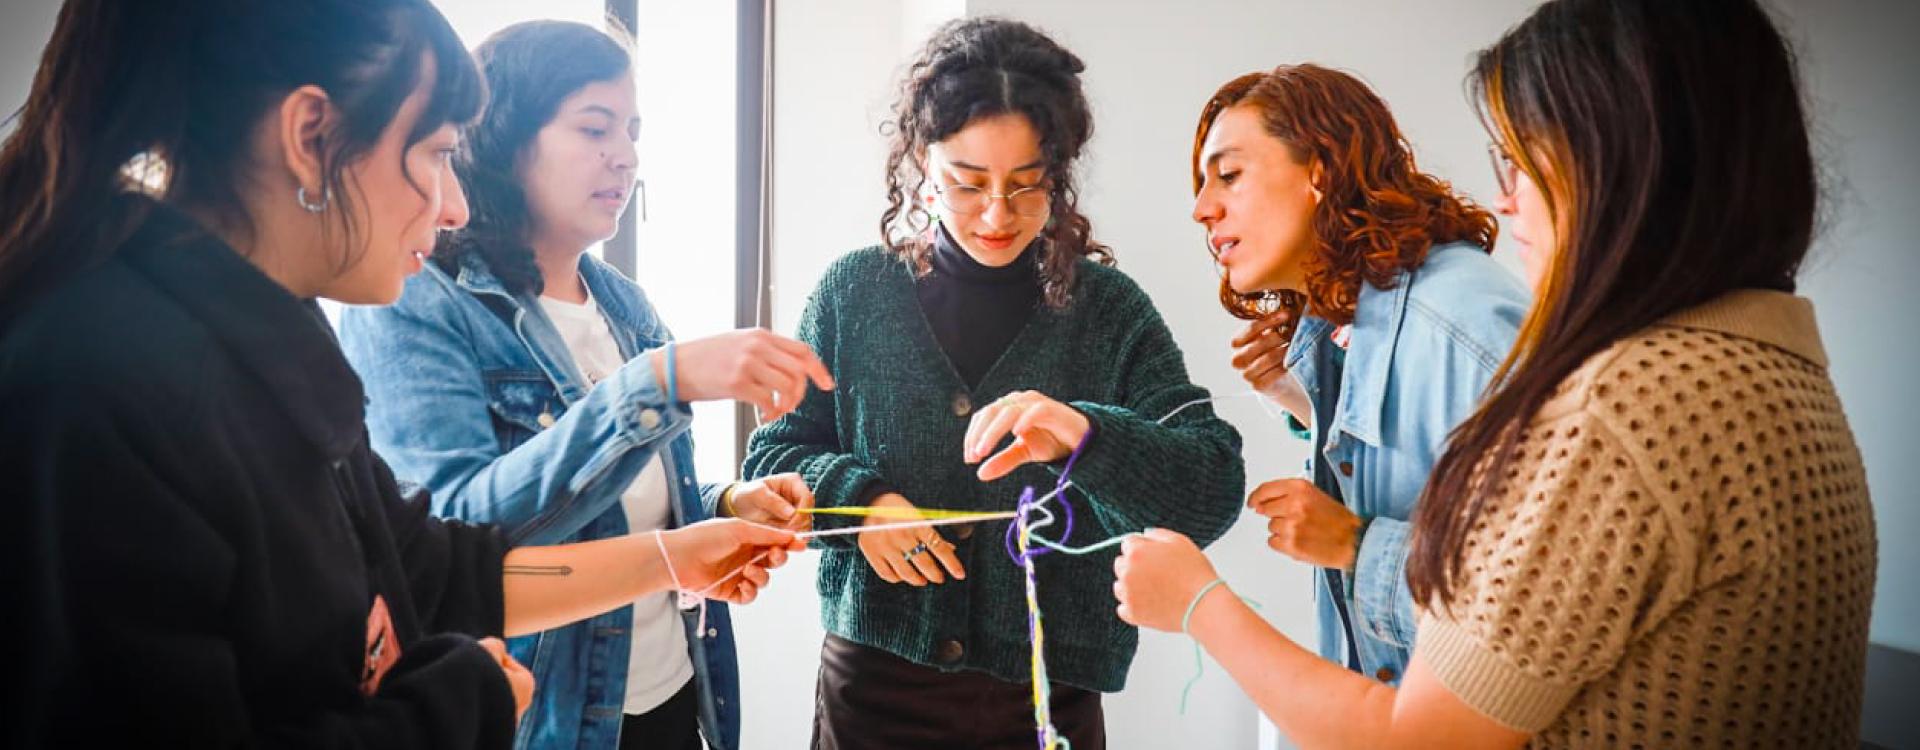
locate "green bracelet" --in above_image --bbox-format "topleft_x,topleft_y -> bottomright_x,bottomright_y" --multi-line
1179,577 -> 1230,715
1183,578 -> 1228,633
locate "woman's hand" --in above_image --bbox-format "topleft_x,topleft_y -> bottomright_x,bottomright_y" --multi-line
857,493 -> 965,586
654,328 -> 835,423
1113,528 -> 1224,633
1247,478 -> 1361,569
657,519 -> 805,604
477,636 -> 535,723
724,473 -> 815,532
1230,309 -> 1309,419
962,390 -> 1091,482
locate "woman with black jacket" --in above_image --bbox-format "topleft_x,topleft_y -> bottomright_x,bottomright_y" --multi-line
0,2 -> 801,747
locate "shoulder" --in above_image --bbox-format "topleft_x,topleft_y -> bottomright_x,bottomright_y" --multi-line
824,245 -> 905,281
1400,242 -> 1530,371
0,260 -> 215,424
1529,320 -> 1734,427
387,260 -> 469,317
1409,242 -> 1525,298
1555,320 -> 1792,425
579,254 -> 667,332
807,245 -> 913,303
1067,256 -> 1156,316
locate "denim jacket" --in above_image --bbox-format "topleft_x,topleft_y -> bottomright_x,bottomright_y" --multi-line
336,253 -> 740,750
1283,242 -> 1527,685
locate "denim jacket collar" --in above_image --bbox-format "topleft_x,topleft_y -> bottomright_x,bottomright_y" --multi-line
448,252 -> 665,405
1284,265 -> 1415,448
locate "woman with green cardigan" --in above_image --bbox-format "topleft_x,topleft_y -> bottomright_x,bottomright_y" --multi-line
743,17 -> 1245,749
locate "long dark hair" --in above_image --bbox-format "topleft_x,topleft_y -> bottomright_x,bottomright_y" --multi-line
1191,65 -> 1498,325
880,16 -> 1111,310
431,20 -> 634,296
0,0 -> 482,325
1407,0 -> 1819,609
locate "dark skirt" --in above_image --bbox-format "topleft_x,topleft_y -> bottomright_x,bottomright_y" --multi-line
812,635 -> 1105,750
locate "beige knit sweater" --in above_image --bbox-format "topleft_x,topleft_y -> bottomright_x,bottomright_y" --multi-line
1417,290 -> 1877,748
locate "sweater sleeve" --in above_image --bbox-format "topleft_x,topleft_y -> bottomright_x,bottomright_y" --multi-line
2,385 -> 517,750
1064,287 -> 1246,548
1415,408 -> 1688,732
741,271 -> 884,549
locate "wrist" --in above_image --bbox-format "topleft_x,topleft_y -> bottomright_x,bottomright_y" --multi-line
1183,578 -> 1228,632
1344,515 -> 1370,571
1184,578 -> 1239,642
649,529 -> 681,593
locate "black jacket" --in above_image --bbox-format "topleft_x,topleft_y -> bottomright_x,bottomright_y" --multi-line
0,204 -> 516,748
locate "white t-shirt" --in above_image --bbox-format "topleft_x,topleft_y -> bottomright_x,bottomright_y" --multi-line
537,290 -> 694,715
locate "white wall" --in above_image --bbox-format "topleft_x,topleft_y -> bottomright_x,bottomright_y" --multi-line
0,0 -> 59,139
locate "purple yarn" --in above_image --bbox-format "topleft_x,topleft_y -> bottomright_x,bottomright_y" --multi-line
1004,487 -> 1036,563
1003,430 -> 1092,564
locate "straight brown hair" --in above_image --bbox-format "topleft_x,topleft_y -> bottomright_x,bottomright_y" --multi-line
1407,0 -> 1818,609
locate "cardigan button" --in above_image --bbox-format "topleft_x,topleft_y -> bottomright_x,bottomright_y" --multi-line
954,524 -> 974,541
935,639 -> 965,665
951,392 -> 973,417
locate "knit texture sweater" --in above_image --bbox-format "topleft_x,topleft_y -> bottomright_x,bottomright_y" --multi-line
1417,290 -> 1877,747
744,246 -> 1245,692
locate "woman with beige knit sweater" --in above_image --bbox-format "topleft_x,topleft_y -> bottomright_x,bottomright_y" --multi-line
1111,0 -> 1878,747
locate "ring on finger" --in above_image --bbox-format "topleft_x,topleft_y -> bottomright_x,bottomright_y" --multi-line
902,542 -> 930,561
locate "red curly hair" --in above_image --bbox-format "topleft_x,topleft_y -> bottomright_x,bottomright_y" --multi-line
1192,65 -> 1497,324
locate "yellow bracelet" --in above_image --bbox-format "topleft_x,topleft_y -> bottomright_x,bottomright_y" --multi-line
719,482 -> 740,517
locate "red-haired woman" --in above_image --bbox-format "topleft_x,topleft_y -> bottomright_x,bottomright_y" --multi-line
1184,64 -> 1528,686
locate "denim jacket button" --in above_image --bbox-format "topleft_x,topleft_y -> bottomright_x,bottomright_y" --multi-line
1374,667 -> 1396,682
536,411 -> 556,429
1339,461 -> 1354,477
639,408 -> 662,430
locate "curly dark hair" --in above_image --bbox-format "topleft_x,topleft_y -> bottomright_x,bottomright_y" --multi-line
431,20 -> 632,296
879,16 -> 1111,309
1192,64 -> 1498,325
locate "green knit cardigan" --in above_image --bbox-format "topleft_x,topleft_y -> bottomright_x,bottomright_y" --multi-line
743,246 -> 1245,692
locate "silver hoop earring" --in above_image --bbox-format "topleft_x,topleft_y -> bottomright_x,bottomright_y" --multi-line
296,186 -> 330,213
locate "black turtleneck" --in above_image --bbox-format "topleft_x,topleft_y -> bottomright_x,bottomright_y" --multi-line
915,225 -> 1042,390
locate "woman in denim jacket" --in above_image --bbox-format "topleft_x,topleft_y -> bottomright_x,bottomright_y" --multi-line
1188,65 -> 1528,687
338,21 -> 829,750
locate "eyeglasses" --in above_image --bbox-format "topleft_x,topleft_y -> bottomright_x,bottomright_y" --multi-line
932,181 -> 1051,218
1487,142 -> 1519,197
